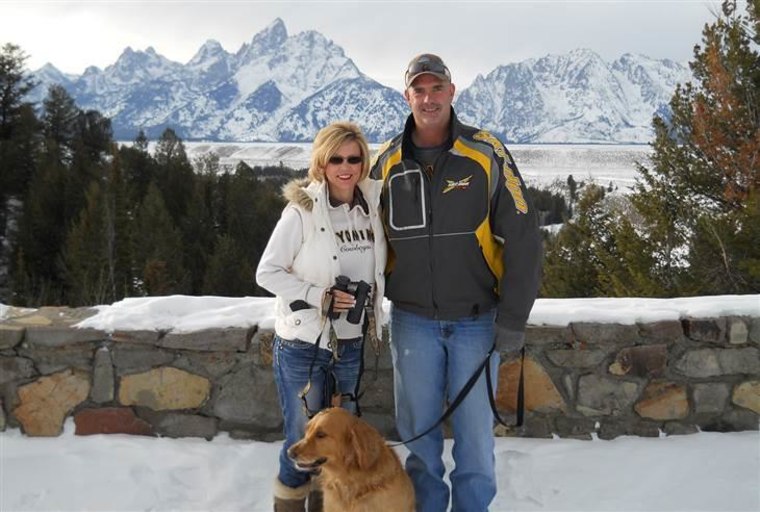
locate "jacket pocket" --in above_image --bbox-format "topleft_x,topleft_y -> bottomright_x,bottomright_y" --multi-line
283,307 -> 320,329
388,168 -> 427,231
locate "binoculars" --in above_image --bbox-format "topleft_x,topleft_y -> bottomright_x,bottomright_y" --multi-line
329,275 -> 371,324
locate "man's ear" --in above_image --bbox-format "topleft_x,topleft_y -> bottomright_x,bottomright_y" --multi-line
404,89 -> 411,105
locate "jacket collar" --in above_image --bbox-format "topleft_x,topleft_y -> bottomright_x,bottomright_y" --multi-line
282,177 -> 381,213
401,107 -> 461,158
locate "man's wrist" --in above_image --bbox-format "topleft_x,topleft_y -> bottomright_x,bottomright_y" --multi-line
494,324 -> 525,353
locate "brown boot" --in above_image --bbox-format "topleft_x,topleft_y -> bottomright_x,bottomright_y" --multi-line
307,481 -> 323,512
273,478 -> 310,512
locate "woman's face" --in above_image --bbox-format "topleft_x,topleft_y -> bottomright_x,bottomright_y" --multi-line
324,139 -> 363,200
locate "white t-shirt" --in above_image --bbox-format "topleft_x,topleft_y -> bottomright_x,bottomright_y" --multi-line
327,192 -> 375,339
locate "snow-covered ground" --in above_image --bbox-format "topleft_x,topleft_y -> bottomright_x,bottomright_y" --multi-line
174,142 -> 651,193
2,294 -> 758,511
2,422 -> 757,512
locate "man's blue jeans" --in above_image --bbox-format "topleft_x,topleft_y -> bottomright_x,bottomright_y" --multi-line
272,335 -> 362,489
390,306 -> 498,512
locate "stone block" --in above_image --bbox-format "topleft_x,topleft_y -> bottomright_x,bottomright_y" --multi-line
111,344 -> 175,374
254,330 -> 275,366
497,356 -> 566,414
728,318 -> 749,345
119,367 -> 210,410
137,409 -> 218,440
663,422 -> 699,436
577,375 -> 640,416
13,369 -> 90,436
517,414 -> 554,439
674,347 -> 759,378
25,326 -> 106,347
683,317 -> 726,343
718,347 -> 760,375
17,344 -> 95,375
74,407 -> 154,436
732,380 -> 760,414
0,398 -> 5,431
0,356 -> 36,385
674,349 -> 721,377
608,344 -> 668,378
597,420 -> 660,440
638,320 -> 684,343
700,409 -> 759,432
554,416 -> 596,439
111,330 -> 161,345
749,318 -> 760,344
635,380 -> 689,420
0,325 -> 25,349
693,383 -> 730,414
546,349 -> 607,368
173,351 -> 243,379
210,365 -> 282,429
570,322 -> 641,345
525,325 -> 574,346
159,327 -> 251,352
91,347 -> 114,404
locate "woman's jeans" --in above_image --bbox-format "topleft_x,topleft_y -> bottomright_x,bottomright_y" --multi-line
390,305 -> 498,512
273,334 -> 362,489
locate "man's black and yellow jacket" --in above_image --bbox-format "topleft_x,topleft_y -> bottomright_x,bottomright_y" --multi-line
369,110 -> 542,332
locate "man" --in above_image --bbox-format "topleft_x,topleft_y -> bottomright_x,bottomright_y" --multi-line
370,54 -> 542,512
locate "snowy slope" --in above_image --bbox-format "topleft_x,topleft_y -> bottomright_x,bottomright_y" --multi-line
28,22 -> 691,143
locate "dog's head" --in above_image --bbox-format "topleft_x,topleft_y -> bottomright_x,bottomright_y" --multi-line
287,407 -> 384,473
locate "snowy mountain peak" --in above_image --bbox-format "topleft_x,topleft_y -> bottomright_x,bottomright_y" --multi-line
251,18 -> 288,49
27,26 -> 692,144
188,39 -> 231,69
455,49 -> 691,144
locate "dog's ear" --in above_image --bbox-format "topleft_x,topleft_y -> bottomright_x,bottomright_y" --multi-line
345,418 -> 382,470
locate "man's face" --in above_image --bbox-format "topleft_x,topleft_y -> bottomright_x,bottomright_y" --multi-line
404,74 -> 456,134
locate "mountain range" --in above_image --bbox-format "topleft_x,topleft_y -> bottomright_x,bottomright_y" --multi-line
28,18 -> 692,144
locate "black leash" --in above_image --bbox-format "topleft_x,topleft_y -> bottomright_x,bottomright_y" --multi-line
298,300 -> 371,419
390,344 -> 525,447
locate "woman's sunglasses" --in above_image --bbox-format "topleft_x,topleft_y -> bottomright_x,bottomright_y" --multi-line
328,155 -> 363,165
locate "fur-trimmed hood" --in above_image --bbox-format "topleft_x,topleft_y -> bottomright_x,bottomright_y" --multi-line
281,177 -> 382,211
282,178 -> 316,210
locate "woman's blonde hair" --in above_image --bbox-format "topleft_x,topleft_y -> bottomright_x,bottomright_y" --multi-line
308,121 -> 371,182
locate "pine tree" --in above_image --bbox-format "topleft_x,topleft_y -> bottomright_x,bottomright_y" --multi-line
182,169 -> 218,293
153,128 -> 194,223
120,129 -> 155,204
12,158 -> 68,304
628,0 -> 760,294
541,185 -> 607,297
202,234 -> 255,296
0,43 -> 39,198
62,181 -> 109,305
134,182 -> 188,295
41,84 -> 79,166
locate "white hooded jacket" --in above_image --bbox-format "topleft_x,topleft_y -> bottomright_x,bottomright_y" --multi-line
256,177 -> 387,346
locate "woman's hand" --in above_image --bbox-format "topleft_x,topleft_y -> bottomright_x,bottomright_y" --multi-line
324,288 -> 357,314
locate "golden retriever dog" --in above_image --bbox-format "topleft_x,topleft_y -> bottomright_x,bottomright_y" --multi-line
287,407 -> 415,512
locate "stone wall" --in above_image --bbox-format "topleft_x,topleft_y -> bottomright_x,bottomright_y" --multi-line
1,306 -> 758,440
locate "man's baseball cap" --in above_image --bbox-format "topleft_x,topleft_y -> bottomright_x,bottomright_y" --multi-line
404,54 -> 451,88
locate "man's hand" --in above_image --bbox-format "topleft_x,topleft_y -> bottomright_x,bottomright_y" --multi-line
494,325 -> 525,354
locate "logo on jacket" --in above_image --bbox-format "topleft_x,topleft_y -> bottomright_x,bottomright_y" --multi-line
443,175 -> 473,194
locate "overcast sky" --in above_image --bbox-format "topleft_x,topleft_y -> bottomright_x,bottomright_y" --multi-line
3,0 -> 724,90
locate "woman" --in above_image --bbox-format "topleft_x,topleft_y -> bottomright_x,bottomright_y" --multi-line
256,121 -> 386,512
